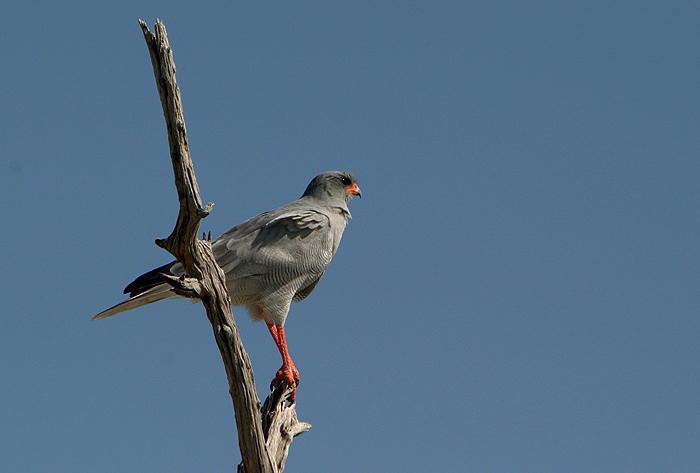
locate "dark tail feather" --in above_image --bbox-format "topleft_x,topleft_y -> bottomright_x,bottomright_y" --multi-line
123,261 -> 178,297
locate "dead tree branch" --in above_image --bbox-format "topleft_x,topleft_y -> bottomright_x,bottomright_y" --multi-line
138,19 -> 308,472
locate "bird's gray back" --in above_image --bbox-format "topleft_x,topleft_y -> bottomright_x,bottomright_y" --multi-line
202,197 -> 350,318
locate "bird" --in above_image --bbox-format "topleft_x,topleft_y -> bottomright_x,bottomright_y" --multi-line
93,171 -> 361,402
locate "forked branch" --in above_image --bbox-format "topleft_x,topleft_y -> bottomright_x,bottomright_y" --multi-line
138,19 -> 308,473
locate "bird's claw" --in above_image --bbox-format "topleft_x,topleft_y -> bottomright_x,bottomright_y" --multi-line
271,364 -> 300,402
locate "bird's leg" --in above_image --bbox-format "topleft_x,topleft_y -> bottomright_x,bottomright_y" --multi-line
266,322 -> 300,402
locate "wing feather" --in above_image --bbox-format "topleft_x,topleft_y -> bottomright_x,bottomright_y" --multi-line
211,207 -> 333,283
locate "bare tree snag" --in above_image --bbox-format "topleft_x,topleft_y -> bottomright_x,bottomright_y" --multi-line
256,384 -> 312,472
138,19 -> 309,473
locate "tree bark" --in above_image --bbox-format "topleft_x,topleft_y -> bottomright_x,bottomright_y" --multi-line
138,19 -> 309,473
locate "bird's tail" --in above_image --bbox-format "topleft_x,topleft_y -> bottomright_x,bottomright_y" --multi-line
92,284 -> 176,320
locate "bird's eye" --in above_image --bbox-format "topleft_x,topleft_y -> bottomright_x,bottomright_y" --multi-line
340,176 -> 351,185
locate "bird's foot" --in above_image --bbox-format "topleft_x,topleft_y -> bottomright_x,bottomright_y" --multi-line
271,363 -> 300,402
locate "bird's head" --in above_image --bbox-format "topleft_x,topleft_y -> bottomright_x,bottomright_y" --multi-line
302,171 -> 362,203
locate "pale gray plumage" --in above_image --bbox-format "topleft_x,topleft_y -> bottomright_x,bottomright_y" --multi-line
93,171 -> 360,325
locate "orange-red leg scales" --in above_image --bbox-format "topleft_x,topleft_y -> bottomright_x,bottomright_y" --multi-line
266,322 -> 300,402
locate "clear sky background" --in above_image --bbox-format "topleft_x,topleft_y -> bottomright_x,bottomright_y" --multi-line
2,2 -> 699,472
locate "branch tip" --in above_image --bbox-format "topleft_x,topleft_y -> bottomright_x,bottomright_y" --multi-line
159,272 -> 204,298
197,202 -> 214,218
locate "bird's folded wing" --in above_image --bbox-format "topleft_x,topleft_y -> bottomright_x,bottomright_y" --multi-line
212,208 -> 333,280
264,210 -> 329,231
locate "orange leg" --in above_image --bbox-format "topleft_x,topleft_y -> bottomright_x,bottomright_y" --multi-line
266,322 -> 300,402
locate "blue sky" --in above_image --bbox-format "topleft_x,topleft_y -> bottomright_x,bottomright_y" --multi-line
2,2 -> 699,472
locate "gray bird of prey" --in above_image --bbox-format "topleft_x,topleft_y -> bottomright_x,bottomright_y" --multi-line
94,171 -> 361,401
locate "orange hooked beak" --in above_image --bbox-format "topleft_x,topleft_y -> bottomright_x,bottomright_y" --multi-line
346,182 -> 362,198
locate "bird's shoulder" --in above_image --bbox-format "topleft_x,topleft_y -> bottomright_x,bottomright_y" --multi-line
216,199 -> 333,245
211,199 -> 339,275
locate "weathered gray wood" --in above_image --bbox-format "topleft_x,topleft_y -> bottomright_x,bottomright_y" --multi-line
237,382 -> 312,472
138,19 -> 309,472
262,384 -> 313,472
